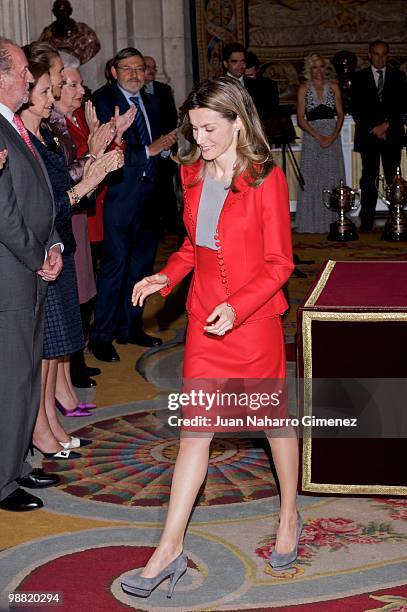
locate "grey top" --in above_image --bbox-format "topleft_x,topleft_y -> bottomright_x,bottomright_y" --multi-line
196,174 -> 229,249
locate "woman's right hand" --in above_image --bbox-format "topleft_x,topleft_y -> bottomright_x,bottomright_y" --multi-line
88,122 -> 116,158
0,148 -> 8,170
317,134 -> 334,148
132,274 -> 168,307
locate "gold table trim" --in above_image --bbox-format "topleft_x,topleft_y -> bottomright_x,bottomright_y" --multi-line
301,310 -> 407,496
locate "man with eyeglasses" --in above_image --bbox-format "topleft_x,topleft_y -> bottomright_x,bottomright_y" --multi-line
89,48 -> 177,362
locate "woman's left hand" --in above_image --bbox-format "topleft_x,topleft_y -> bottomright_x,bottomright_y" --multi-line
204,302 -> 236,336
85,100 -> 100,133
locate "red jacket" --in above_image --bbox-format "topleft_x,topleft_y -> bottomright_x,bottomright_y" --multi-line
160,160 -> 294,327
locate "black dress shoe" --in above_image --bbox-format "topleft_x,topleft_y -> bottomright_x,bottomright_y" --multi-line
117,330 -> 163,347
85,366 -> 101,377
71,375 -> 97,388
89,340 -> 120,362
17,468 -> 60,489
0,488 -> 43,512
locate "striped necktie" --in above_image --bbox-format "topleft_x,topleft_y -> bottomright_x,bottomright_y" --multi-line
377,69 -> 384,101
13,114 -> 38,159
130,95 -> 155,179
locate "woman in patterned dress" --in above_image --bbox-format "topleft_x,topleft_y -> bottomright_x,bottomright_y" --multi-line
295,53 -> 346,233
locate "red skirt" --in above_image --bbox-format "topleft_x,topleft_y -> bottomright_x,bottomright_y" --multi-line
177,247 -> 287,433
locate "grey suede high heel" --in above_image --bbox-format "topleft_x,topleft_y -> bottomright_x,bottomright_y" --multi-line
269,513 -> 303,570
121,551 -> 188,599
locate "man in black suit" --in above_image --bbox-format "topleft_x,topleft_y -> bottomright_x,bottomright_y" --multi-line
144,56 -> 177,131
89,48 -> 177,361
350,40 -> 407,231
244,50 -> 279,121
0,38 -> 61,511
222,43 -> 279,125
143,55 -> 181,235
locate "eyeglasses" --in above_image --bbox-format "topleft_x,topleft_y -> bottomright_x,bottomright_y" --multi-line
116,66 -> 145,74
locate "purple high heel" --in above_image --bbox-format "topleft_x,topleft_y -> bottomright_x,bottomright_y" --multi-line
55,399 -> 91,417
78,402 -> 97,409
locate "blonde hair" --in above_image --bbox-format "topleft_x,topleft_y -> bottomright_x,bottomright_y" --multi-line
176,76 -> 274,192
303,53 -> 335,82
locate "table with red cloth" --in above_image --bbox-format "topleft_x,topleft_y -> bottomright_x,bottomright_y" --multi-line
297,260 -> 407,496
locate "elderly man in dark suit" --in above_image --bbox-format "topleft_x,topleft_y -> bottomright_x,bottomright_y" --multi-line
143,55 -> 181,235
350,40 -> 407,231
89,48 -> 177,362
143,56 -> 177,131
0,37 -> 61,512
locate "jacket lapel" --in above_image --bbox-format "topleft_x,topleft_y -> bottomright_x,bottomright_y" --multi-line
365,68 -> 378,98
112,82 -> 131,114
0,114 -> 53,200
382,67 -> 394,99
184,176 -> 204,242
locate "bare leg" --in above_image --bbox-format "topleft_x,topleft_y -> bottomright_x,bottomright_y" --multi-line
62,356 -> 79,403
55,357 -> 78,410
32,360 -> 64,453
267,434 -> 299,554
45,358 -> 71,444
141,434 -> 213,578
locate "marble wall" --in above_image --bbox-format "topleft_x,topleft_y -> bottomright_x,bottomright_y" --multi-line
0,0 -> 193,107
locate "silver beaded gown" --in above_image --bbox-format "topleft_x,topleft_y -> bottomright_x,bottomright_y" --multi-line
295,83 -> 346,233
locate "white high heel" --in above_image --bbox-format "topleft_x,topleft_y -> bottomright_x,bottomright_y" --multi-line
59,436 -> 92,449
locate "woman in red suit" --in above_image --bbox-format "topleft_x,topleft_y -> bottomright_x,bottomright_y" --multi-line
122,76 -> 301,599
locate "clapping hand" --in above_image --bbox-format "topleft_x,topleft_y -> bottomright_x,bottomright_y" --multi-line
84,100 -> 99,133
88,122 -> 116,158
204,302 -> 235,336
132,274 -> 168,307
148,129 -> 178,156
0,148 -> 8,170
114,105 -> 137,142
84,149 -> 124,190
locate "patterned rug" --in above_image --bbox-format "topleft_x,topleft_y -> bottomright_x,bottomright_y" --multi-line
3,476 -> 406,610
47,410 -> 278,507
